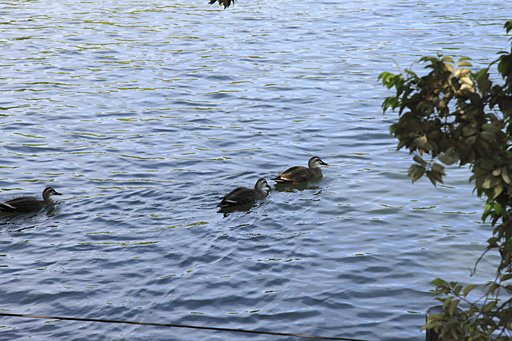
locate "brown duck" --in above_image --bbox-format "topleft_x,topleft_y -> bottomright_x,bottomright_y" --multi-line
0,187 -> 62,213
217,178 -> 270,208
272,156 -> 328,184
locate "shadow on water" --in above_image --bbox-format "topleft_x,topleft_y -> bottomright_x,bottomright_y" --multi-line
216,177 -> 325,213
217,198 -> 269,216
0,202 -> 63,232
216,181 -> 322,215
271,180 -> 322,192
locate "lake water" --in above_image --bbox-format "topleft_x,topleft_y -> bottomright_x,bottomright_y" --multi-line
1,1 -> 511,340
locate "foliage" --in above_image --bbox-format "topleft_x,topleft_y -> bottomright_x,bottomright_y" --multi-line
209,0 -> 235,8
379,20 -> 512,340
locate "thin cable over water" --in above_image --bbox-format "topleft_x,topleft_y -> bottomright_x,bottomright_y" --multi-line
0,312 -> 368,341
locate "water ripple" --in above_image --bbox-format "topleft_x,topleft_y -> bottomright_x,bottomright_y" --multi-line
0,0 -> 510,340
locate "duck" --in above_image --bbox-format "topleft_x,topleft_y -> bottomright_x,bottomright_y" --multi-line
0,187 -> 62,213
272,156 -> 329,184
217,178 -> 270,208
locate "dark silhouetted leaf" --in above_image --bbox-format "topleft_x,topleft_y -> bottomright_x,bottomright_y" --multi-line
209,0 -> 235,8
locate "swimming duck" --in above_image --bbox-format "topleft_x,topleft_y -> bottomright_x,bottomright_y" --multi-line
0,187 -> 62,213
272,156 -> 328,184
217,178 -> 270,208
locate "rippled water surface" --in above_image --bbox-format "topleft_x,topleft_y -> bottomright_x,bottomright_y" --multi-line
1,1 -> 511,340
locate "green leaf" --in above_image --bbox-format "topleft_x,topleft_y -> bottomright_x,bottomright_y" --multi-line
481,177 -> 496,189
432,163 -> 446,175
462,284 -> 478,297
458,56 -> 472,62
413,155 -> 427,166
465,135 -> 477,146
493,203 -> 503,215
449,299 -> 460,316
438,153 -> 454,165
443,62 -> 454,73
454,68 -> 471,78
457,61 -> 473,67
463,126 -> 477,136
501,274 -> 512,282
480,131 -> 496,141
413,135 -> 428,149
408,164 -> 425,183
379,72 -> 396,88
482,203 -> 493,221
426,170 -> 444,186
441,56 -> 454,63
482,300 -> 496,312
502,167 -> 511,184
432,278 -> 447,287
487,283 -> 499,295
378,71 -> 391,80
493,184 -> 503,199
505,20 -> 512,33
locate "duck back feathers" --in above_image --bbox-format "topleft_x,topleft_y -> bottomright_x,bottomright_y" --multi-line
217,178 -> 270,208
0,187 -> 62,213
272,156 -> 328,184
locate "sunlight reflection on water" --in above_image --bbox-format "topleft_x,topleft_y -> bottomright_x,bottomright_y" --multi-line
0,0 -> 510,340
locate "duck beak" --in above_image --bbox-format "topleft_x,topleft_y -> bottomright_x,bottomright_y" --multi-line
54,191 -> 63,196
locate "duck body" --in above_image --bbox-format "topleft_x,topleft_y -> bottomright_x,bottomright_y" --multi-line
0,187 -> 62,213
272,156 -> 328,184
217,178 -> 270,208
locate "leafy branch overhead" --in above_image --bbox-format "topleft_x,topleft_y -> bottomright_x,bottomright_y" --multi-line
380,20 -> 512,340
209,0 -> 235,8
379,43 -> 512,201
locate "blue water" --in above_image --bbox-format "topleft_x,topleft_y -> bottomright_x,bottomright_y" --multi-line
1,1 -> 511,340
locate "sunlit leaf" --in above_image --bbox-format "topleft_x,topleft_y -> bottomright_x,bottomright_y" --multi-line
481,178 -> 494,189
380,29 -> 512,338
455,68 -> 471,78
493,203 -> 503,215
494,184 -> 503,199
502,167 -> 511,184
458,61 -> 473,67
460,77 -> 474,86
413,135 -> 428,149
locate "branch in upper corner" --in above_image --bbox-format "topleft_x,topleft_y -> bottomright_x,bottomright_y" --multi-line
209,0 -> 235,9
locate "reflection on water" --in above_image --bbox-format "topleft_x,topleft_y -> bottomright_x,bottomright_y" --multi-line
0,0 -> 510,340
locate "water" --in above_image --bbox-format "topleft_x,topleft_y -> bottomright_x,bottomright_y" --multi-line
1,1 -> 511,340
